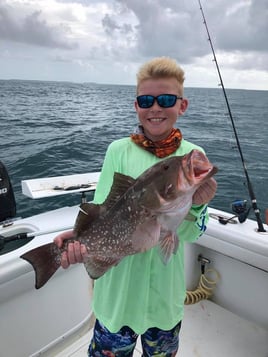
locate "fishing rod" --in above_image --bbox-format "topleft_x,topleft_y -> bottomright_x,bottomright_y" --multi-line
0,225 -> 74,251
198,0 -> 266,232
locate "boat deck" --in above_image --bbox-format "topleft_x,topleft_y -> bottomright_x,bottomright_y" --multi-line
55,300 -> 268,357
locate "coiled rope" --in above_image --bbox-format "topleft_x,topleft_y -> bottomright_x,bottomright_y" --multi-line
185,268 -> 220,305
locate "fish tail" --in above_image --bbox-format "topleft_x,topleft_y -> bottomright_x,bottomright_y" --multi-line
21,243 -> 61,289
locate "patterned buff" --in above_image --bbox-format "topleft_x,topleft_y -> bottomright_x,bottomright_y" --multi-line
130,126 -> 182,158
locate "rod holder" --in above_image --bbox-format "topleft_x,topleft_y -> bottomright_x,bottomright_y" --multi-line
198,254 -> 211,274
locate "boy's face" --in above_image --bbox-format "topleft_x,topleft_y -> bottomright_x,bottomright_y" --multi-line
135,77 -> 188,142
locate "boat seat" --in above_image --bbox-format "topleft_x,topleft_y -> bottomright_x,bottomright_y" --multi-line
54,300 -> 268,357
180,300 -> 268,357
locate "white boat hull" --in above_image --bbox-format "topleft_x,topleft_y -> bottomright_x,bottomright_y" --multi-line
0,206 -> 92,357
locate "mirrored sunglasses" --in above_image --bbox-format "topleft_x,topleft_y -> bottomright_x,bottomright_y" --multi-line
136,94 -> 183,109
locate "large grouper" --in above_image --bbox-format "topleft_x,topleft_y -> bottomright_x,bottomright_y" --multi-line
21,149 -> 217,288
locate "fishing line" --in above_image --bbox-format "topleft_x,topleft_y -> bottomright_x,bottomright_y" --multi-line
198,0 -> 266,232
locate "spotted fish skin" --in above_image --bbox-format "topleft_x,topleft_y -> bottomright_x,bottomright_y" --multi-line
21,150 -> 217,288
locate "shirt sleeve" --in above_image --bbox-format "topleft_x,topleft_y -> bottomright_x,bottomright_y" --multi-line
178,204 -> 209,243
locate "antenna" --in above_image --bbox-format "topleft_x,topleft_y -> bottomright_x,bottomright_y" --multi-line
198,0 -> 266,232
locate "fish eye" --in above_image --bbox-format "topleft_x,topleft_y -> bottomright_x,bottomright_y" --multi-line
163,165 -> 169,170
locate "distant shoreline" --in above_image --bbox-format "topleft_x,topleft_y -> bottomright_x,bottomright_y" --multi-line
0,78 -> 266,92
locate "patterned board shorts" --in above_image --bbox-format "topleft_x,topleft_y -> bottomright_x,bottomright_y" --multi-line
88,319 -> 182,357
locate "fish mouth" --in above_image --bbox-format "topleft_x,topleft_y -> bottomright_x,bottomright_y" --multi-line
193,166 -> 212,178
185,150 -> 217,182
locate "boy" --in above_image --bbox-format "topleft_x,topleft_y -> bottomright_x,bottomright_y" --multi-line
55,57 -> 217,356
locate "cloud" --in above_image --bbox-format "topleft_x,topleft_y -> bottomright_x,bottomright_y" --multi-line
210,0 -> 268,53
102,13 -> 121,34
1,0 -> 267,63
0,0 -> 267,89
110,0 -> 268,66
111,0 -> 204,62
0,1 -> 78,49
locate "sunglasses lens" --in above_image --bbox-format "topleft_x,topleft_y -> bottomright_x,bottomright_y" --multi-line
137,94 -> 178,108
157,94 -> 177,108
137,95 -> 154,108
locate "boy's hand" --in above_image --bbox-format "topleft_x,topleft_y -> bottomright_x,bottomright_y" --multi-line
54,230 -> 88,269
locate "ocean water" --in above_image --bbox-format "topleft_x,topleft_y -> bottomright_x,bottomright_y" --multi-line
0,80 -> 267,223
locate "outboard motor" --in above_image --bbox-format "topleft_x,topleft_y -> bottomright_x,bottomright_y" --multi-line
0,161 -> 16,222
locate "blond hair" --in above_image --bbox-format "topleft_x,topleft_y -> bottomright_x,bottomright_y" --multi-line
136,57 -> 185,94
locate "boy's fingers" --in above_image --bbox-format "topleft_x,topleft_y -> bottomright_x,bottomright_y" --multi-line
81,244 -> 89,261
54,231 -> 88,267
73,241 -> 84,263
54,230 -> 74,248
67,242 -> 77,264
61,251 -> 70,269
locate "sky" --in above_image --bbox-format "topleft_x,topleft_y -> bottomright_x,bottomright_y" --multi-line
0,0 -> 267,90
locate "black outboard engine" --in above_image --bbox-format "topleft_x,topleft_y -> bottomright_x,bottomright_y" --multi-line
0,161 -> 16,222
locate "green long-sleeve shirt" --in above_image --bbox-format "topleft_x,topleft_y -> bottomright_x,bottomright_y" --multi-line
92,137 -> 208,334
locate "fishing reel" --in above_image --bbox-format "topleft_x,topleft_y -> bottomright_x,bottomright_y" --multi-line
218,199 -> 251,225
232,199 -> 251,223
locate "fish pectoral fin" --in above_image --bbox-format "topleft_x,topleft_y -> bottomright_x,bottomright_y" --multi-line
158,231 -> 179,265
74,202 -> 102,236
84,256 -> 122,280
20,243 -> 61,289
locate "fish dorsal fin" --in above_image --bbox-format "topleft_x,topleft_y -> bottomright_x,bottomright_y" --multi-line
74,173 -> 135,234
103,172 -> 136,210
74,202 -> 102,236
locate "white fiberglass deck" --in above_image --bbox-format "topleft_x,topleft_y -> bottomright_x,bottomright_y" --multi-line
55,300 -> 268,357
